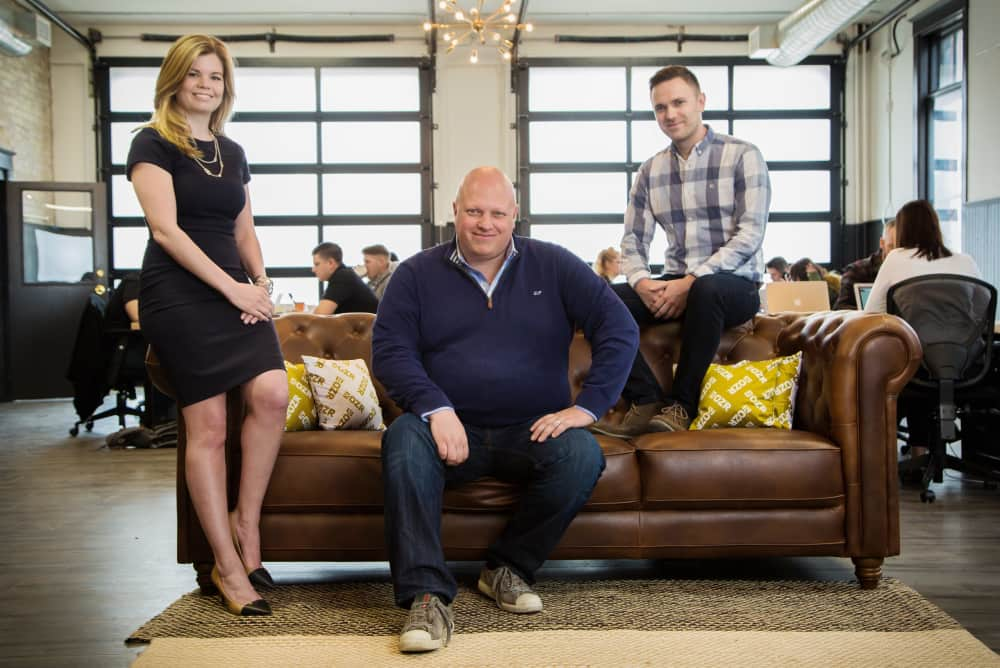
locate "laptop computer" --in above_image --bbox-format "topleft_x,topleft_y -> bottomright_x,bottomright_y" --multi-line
854,282 -> 874,310
764,281 -> 831,313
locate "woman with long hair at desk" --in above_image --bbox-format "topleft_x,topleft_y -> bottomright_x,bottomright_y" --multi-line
127,34 -> 287,616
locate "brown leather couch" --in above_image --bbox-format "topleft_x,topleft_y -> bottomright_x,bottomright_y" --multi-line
148,309 -> 921,592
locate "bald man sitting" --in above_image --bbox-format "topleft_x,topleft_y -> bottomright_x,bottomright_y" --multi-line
372,166 -> 638,653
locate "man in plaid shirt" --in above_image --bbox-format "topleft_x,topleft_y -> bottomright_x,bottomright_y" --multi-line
593,65 -> 771,436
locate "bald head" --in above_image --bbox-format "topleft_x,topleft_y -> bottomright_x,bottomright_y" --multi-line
455,166 -> 516,208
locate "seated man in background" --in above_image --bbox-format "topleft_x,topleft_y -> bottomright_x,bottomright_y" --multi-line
765,256 -> 789,283
834,218 -> 896,309
373,166 -> 638,654
311,242 -> 378,315
362,243 -> 398,301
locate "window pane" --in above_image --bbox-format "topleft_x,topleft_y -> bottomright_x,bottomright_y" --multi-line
22,191 -> 94,283
234,68 -> 316,112
109,67 -> 158,112
937,31 -> 962,87
111,122 -> 146,165
630,65 -> 729,111
321,68 -> 419,112
249,174 -> 318,216
255,225 -> 317,268
733,65 -> 830,110
321,224 -> 422,266
321,122 -> 420,164
762,222 -> 830,264
529,222 -> 666,273
529,173 -> 626,215
630,120 -> 670,161
931,88 -> 963,250
768,171 -> 830,213
529,122 -> 626,163
273,277 -> 322,307
322,174 -> 421,215
529,67 -> 625,112
112,174 -> 143,217
732,119 -> 830,161
113,226 -> 148,270
227,122 -> 318,164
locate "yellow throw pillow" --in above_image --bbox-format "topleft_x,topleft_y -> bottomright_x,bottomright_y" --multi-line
302,356 -> 385,431
284,361 -> 317,432
690,352 -> 802,430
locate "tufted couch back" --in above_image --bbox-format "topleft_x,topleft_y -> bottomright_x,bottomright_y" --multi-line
274,312 -> 403,424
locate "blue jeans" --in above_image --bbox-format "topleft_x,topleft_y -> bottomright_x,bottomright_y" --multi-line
381,413 -> 606,607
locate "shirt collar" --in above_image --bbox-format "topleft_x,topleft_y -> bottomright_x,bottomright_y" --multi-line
450,236 -> 519,268
670,124 -> 714,158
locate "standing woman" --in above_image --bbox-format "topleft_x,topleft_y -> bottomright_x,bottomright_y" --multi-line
128,34 -> 287,616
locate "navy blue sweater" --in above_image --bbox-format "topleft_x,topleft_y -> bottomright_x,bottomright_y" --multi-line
371,237 -> 639,427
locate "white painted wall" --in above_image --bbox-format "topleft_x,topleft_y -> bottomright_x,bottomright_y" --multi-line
967,0 -> 1000,203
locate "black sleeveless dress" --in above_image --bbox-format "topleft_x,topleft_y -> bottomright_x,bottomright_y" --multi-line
127,127 -> 283,407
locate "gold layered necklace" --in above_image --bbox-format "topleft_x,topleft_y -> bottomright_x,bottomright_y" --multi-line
191,134 -> 224,178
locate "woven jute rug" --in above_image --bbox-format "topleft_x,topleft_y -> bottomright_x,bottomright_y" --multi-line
129,577 -> 1000,667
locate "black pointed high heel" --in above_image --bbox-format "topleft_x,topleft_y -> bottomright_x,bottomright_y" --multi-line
210,565 -> 271,616
229,512 -> 275,589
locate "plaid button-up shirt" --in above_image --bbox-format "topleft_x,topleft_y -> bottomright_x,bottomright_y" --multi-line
621,125 -> 771,287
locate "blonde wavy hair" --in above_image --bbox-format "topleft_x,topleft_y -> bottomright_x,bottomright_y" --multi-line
145,34 -> 236,159
594,247 -> 622,280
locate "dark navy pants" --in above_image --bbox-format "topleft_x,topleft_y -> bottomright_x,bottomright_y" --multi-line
381,413 -> 605,607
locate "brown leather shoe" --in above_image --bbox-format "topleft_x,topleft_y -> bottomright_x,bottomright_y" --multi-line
590,402 -> 666,438
647,402 -> 692,432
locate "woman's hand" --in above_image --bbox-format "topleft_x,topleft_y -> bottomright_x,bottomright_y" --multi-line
227,282 -> 273,324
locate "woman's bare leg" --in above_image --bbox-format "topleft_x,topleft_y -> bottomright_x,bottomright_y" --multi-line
231,368 -> 288,570
182,394 -> 261,606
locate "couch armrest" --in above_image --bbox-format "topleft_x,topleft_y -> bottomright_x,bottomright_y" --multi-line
777,311 -> 921,557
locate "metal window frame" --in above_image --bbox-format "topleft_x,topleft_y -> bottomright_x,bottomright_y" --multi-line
515,55 -> 845,267
96,57 -> 434,293
914,0 -> 967,212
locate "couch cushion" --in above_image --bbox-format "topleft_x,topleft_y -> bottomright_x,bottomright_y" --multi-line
263,431 -> 641,513
264,431 -> 385,511
634,429 -> 843,510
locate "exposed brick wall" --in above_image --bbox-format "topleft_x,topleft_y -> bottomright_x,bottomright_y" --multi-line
0,47 -> 53,181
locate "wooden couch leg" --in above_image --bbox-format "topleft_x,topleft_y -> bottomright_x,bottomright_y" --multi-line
195,562 -> 215,594
852,557 -> 884,589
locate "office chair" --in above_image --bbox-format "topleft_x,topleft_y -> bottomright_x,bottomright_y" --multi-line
888,273 -> 999,502
67,292 -> 147,436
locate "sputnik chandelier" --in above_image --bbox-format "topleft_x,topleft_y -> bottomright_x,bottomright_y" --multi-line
423,0 -> 534,64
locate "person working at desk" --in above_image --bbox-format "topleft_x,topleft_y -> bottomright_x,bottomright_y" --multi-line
311,242 -> 378,315
834,218 -> 896,309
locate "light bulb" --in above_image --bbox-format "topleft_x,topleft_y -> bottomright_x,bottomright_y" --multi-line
502,50 -> 512,61
455,10 -> 464,20
470,48 -> 478,64
492,32 -> 501,41
505,14 -> 516,23
470,7 -> 478,14
443,32 -> 454,41
438,0 -> 447,8
524,23 -> 534,32
423,21 -> 432,31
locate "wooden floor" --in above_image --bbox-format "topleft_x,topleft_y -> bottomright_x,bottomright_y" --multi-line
1,398 -> 998,667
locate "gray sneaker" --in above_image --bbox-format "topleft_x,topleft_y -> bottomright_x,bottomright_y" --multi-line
399,593 -> 454,653
478,565 -> 543,614
647,402 -> 691,432
589,402 -> 666,438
